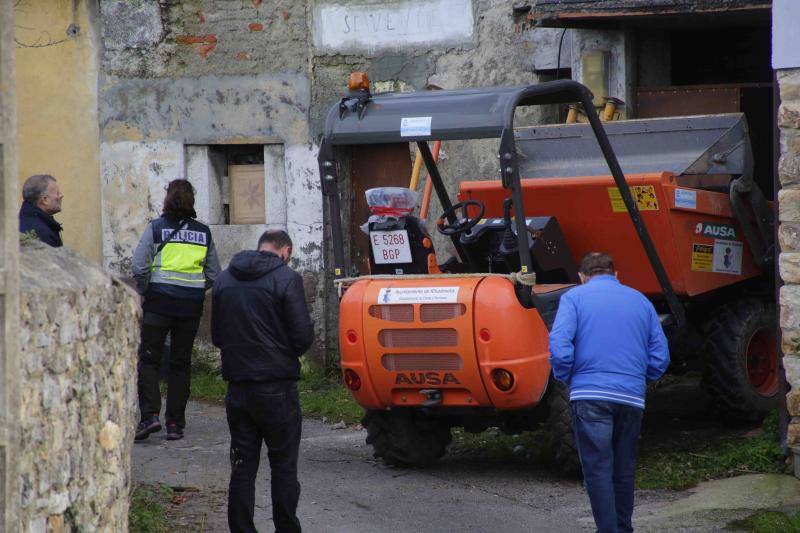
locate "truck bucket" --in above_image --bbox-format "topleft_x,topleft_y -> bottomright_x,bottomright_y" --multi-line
514,113 -> 751,180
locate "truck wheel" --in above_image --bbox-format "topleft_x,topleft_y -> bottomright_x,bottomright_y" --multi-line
544,379 -> 581,475
703,299 -> 778,423
363,409 -> 452,467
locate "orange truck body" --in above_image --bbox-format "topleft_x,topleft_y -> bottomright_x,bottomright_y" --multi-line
460,172 -> 761,297
341,173 -> 764,412
340,277 -> 560,411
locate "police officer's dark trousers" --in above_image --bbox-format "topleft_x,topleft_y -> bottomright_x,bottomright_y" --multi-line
138,312 -> 200,427
226,380 -> 302,533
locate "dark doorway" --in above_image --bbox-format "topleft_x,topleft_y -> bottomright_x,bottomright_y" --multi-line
670,27 -> 772,85
349,144 -> 413,274
635,25 -> 774,199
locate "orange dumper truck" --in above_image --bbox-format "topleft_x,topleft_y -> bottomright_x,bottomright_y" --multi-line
318,78 -> 776,470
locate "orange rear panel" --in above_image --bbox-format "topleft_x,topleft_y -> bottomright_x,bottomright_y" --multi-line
460,173 -> 761,297
339,277 -> 553,410
473,277 -> 551,409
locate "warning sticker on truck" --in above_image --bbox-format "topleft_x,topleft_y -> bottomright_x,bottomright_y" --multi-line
377,286 -> 459,305
712,239 -> 743,275
675,188 -> 697,209
607,186 -> 659,213
691,243 -> 713,272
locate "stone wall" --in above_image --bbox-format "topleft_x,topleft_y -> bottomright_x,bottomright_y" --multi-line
779,68 -> 800,448
17,242 -> 140,532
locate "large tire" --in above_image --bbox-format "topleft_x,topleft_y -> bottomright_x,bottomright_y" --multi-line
363,409 -> 452,467
544,380 -> 581,475
703,298 -> 778,423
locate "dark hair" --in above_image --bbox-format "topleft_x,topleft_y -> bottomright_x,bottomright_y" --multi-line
258,229 -> 293,251
22,174 -> 56,204
579,252 -> 615,277
162,179 -> 197,220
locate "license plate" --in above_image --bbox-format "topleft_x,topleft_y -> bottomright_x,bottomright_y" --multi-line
370,230 -> 412,264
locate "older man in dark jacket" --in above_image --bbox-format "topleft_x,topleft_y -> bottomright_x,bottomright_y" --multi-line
18,174 -> 64,247
212,229 -> 314,533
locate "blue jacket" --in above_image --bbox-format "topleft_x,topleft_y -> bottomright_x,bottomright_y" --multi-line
19,201 -> 62,247
548,275 -> 669,409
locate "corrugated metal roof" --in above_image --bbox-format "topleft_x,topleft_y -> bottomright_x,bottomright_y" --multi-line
532,0 -> 769,10
527,0 -> 771,27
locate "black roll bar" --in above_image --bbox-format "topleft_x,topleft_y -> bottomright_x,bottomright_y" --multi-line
494,80 -> 686,329
319,79 -> 686,330
319,139 -> 348,277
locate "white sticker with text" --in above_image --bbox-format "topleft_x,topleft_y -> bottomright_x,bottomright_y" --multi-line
400,116 -> 432,137
674,188 -> 697,209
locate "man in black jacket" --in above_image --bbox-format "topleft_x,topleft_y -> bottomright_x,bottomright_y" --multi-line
212,229 -> 314,533
18,174 -> 64,247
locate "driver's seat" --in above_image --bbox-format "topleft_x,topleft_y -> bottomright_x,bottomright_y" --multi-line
367,216 -> 440,275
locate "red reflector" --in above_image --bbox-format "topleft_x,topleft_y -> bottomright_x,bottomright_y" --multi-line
344,369 -> 361,391
479,328 -> 491,342
346,330 -> 358,344
491,368 -> 514,392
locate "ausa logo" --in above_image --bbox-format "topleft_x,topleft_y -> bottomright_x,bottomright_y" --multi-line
395,372 -> 461,386
694,222 -> 736,239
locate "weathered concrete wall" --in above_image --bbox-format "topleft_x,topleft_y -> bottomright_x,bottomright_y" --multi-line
95,0 -> 564,365
98,74 -> 320,270
99,0 -> 326,359
14,0 -> 103,262
101,0 -> 309,79
17,242 -> 140,532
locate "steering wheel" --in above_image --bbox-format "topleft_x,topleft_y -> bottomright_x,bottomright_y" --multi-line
436,200 -> 485,236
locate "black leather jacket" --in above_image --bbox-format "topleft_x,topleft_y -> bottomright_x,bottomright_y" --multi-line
211,250 -> 314,382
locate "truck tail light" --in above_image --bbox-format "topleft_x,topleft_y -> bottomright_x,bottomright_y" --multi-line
344,369 -> 362,391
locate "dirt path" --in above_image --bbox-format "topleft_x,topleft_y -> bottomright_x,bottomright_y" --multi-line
131,398 -> 800,532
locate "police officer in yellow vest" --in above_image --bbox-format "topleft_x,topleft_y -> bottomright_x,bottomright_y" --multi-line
132,179 -> 221,441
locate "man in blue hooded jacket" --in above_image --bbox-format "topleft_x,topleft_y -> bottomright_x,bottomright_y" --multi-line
549,252 -> 669,533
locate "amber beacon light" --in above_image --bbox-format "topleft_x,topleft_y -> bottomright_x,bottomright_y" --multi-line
348,71 -> 371,92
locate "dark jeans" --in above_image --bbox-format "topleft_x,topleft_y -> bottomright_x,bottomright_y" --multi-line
137,312 -> 200,427
571,400 -> 643,533
226,380 -> 302,533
